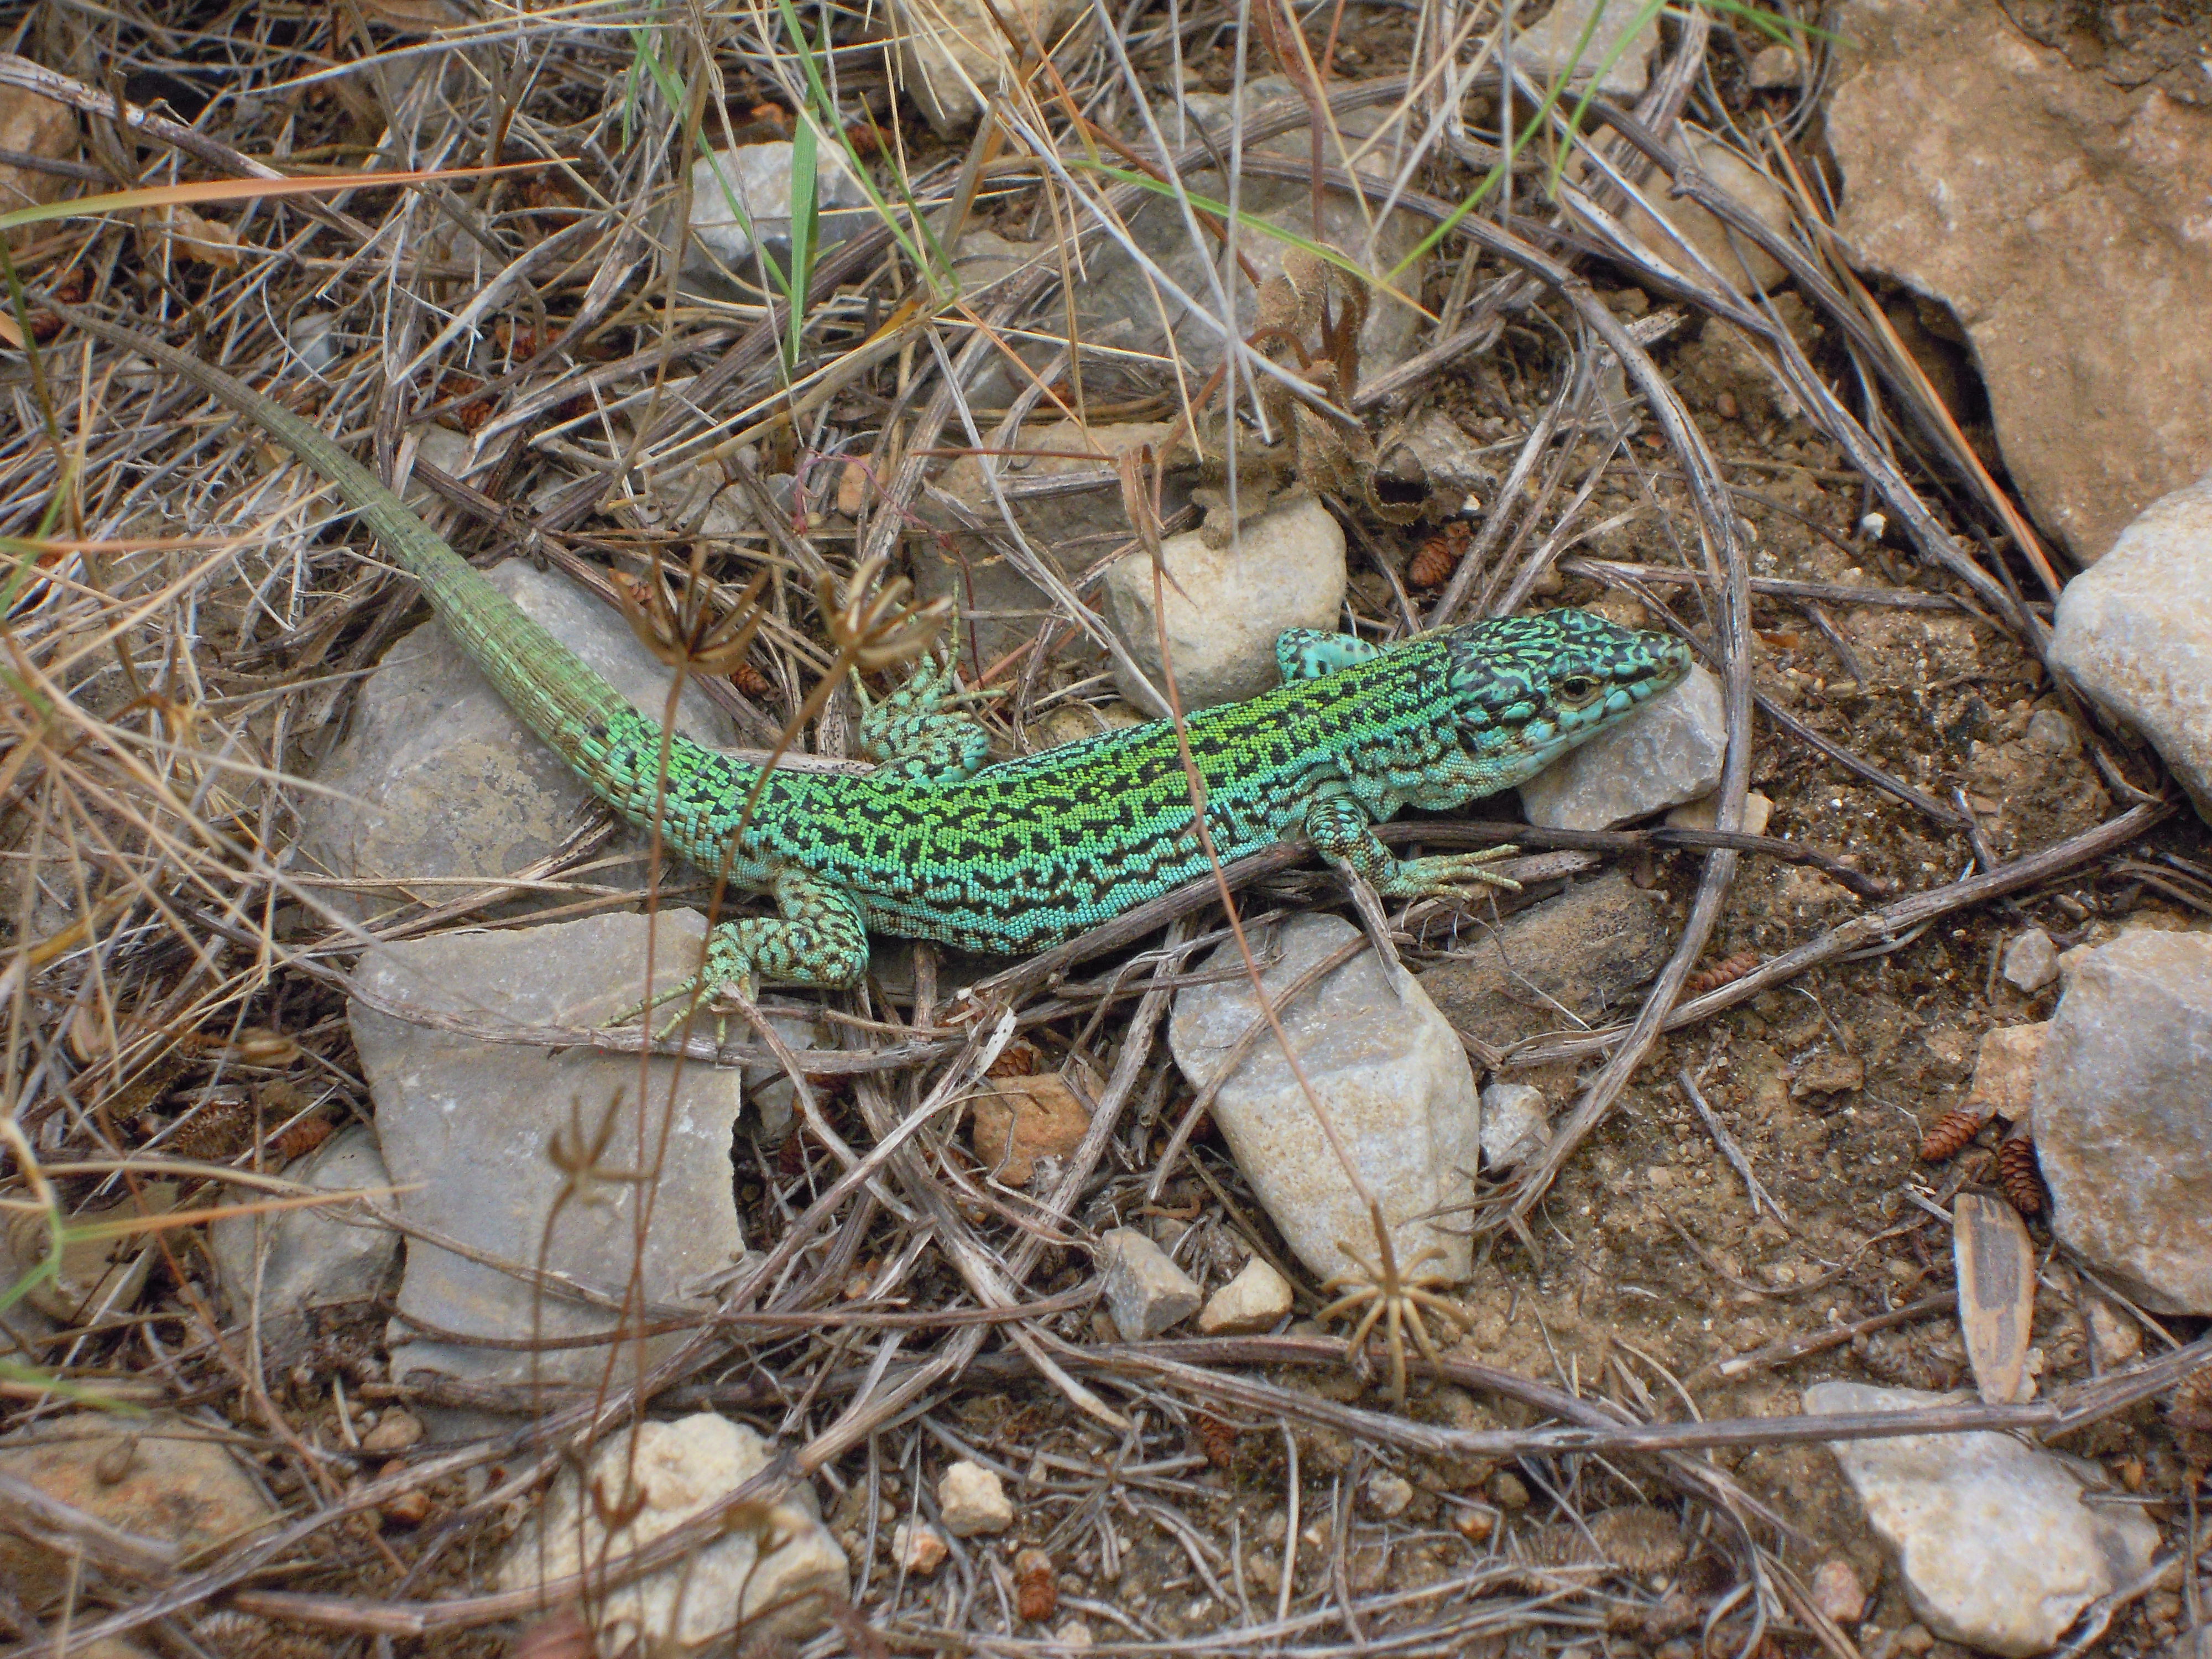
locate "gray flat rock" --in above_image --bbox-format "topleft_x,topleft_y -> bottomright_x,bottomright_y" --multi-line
1170,913 -> 1478,1285
299,560 -> 735,919
210,1124 -> 399,1366
349,911 -> 746,1413
1518,664 -> 1726,830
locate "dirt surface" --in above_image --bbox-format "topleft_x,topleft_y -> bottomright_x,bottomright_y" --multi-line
3,0 -> 2210,1655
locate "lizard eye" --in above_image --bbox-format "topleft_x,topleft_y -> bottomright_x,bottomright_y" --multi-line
1556,675 -> 1601,706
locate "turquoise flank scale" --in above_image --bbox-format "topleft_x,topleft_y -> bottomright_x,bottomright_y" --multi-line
51,302 -> 1693,999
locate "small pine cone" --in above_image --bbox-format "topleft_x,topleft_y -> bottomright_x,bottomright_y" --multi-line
1408,521 -> 1472,588
270,1116 -> 335,1163
1196,1411 -> 1237,1468
985,1041 -> 1041,1078
1996,1135 -> 2046,1216
1685,951 -> 1760,997
168,1095 -> 255,1161
1014,1548 -> 1057,1623
1918,1108 -> 1984,1162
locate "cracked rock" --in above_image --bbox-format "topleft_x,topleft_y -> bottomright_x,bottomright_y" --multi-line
351,912 -> 747,1421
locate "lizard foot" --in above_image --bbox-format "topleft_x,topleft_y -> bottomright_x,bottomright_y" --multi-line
1382,845 -> 1524,904
608,928 -> 760,1043
1315,1227 -> 1464,1408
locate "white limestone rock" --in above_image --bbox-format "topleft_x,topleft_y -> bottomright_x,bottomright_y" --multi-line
1169,914 -> 1479,1285
1807,1380 -> 2158,1656
497,1413 -> 846,1648
937,1459 -> 1014,1536
1514,0 -> 1660,93
1103,497 -> 1345,714
2032,928 -> 2212,1312
2001,928 -> 2060,993
1478,1081 -> 1550,1172
2050,469 -> 2212,820
682,139 -> 872,293
890,0 -> 1084,134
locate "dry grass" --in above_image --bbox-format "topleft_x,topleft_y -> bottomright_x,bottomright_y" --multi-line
0,0 -> 2204,1654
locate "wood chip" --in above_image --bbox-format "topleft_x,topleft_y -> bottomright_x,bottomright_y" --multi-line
1954,1192 -> 2036,1405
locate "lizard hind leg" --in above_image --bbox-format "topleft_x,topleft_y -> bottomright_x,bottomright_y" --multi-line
618,866 -> 870,1035
855,653 -> 993,781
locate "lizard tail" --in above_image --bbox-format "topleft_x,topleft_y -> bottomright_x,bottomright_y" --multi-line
49,301 -> 750,839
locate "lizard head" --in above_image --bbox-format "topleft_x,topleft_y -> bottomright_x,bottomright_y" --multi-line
1438,609 -> 1695,775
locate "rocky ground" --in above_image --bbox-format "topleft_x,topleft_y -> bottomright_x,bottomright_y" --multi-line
0,1 -> 2209,1657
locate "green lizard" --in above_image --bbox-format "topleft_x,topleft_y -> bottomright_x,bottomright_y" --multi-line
49,302 -> 1692,1006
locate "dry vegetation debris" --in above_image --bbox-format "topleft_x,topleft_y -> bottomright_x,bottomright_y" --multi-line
0,0 -> 2208,1655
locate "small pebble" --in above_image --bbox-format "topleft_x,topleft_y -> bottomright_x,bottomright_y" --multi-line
938,1460 -> 1014,1537
359,1408 -> 423,1455
1366,1472 -> 1415,1517
1099,1228 -> 1203,1339
1746,41 -> 1799,88
1198,1257 -> 1293,1335
1452,1506 -> 1498,1543
2001,928 -> 2060,993
2024,707 -> 2080,756
1489,1470 -> 1530,1510
895,1521 -> 947,1575
378,1466 -> 432,1528
1052,1618 -> 1095,1650
1479,1081 -> 1549,1171
1810,1556 -> 1867,1624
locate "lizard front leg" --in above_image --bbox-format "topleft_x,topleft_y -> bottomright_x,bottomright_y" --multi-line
1275,628 -> 1383,682
1300,789 -> 1522,901
855,653 -> 993,781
